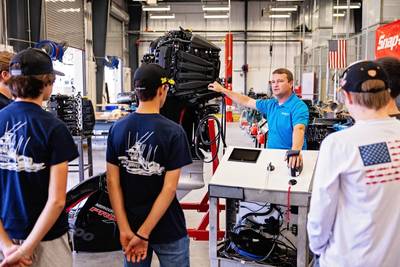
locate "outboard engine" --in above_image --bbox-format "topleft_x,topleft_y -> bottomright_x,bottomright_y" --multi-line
142,27 -> 223,159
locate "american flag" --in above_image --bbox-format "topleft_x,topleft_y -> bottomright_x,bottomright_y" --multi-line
359,141 -> 400,186
328,39 -> 347,69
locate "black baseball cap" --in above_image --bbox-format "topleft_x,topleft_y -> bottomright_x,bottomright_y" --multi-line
133,63 -> 174,91
9,48 -> 64,77
340,60 -> 388,93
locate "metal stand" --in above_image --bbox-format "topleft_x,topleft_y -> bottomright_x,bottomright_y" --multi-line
181,119 -> 225,241
70,136 -> 93,182
255,132 -> 267,148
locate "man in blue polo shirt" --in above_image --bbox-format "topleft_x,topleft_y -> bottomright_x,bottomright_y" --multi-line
208,68 -> 309,168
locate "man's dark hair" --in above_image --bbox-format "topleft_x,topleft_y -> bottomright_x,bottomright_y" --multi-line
133,63 -> 169,102
134,80 -> 160,101
272,68 -> 294,82
375,57 -> 400,98
8,74 -> 55,98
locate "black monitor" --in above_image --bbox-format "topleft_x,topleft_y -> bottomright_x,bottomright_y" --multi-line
228,148 -> 261,163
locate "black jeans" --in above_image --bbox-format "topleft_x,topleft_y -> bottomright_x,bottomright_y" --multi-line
313,255 -> 320,267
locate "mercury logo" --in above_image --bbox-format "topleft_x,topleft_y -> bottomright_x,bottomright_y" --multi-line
377,34 -> 400,51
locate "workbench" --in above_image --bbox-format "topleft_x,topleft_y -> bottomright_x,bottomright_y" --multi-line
208,146 -> 319,267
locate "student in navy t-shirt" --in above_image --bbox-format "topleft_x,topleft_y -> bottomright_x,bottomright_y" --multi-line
0,48 -> 78,267
107,63 -> 192,267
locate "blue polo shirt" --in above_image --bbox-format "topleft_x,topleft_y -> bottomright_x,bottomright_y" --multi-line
256,94 -> 309,149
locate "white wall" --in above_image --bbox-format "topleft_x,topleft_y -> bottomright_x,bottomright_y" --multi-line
382,0 -> 400,23
360,0 -> 400,60
53,47 -> 84,95
104,59 -> 122,103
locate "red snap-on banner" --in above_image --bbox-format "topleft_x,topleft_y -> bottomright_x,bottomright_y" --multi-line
376,19 -> 400,59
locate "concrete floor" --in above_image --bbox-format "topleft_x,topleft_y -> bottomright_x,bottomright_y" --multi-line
70,122 -> 255,267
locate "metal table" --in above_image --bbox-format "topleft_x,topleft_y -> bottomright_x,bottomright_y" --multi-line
70,135 -> 93,182
208,147 -> 319,267
94,119 -> 115,136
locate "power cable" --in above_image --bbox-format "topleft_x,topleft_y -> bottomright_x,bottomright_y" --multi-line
194,100 -> 227,163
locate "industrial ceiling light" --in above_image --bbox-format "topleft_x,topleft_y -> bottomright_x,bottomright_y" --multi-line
333,13 -> 346,17
204,13 -> 230,19
46,0 -> 75,2
142,5 -> 171,11
269,14 -> 291,18
57,8 -> 81,13
270,6 -> 298,12
202,5 -> 230,12
149,14 -> 175,19
333,3 -> 361,9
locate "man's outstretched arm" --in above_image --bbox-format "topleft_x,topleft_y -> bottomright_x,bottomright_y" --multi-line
208,82 -> 256,109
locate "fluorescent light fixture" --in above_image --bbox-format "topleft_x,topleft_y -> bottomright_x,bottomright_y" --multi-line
142,5 -> 170,11
202,5 -> 230,12
57,8 -> 81,13
149,14 -> 175,19
270,6 -> 298,12
333,3 -> 361,9
333,13 -> 345,17
204,13 -> 230,19
46,0 -> 75,2
269,14 -> 291,18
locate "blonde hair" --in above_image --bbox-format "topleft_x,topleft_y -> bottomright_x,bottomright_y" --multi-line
0,51 -> 14,72
349,80 -> 390,110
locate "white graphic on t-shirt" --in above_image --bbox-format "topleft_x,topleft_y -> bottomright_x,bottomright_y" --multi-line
118,131 -> 165,176
0,122 -> 45,172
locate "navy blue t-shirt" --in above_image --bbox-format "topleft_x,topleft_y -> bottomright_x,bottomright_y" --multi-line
106,113 -> 193,244
0,92 -> 12,110
0,101 -> 79,241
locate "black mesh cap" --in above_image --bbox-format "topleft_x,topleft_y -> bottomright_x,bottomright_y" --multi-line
9,48 -> 64,77
133,63 -> 174,91
340,60 -> 388,93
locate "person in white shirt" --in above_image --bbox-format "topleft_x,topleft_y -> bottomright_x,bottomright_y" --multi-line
307,60 -> 400,267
